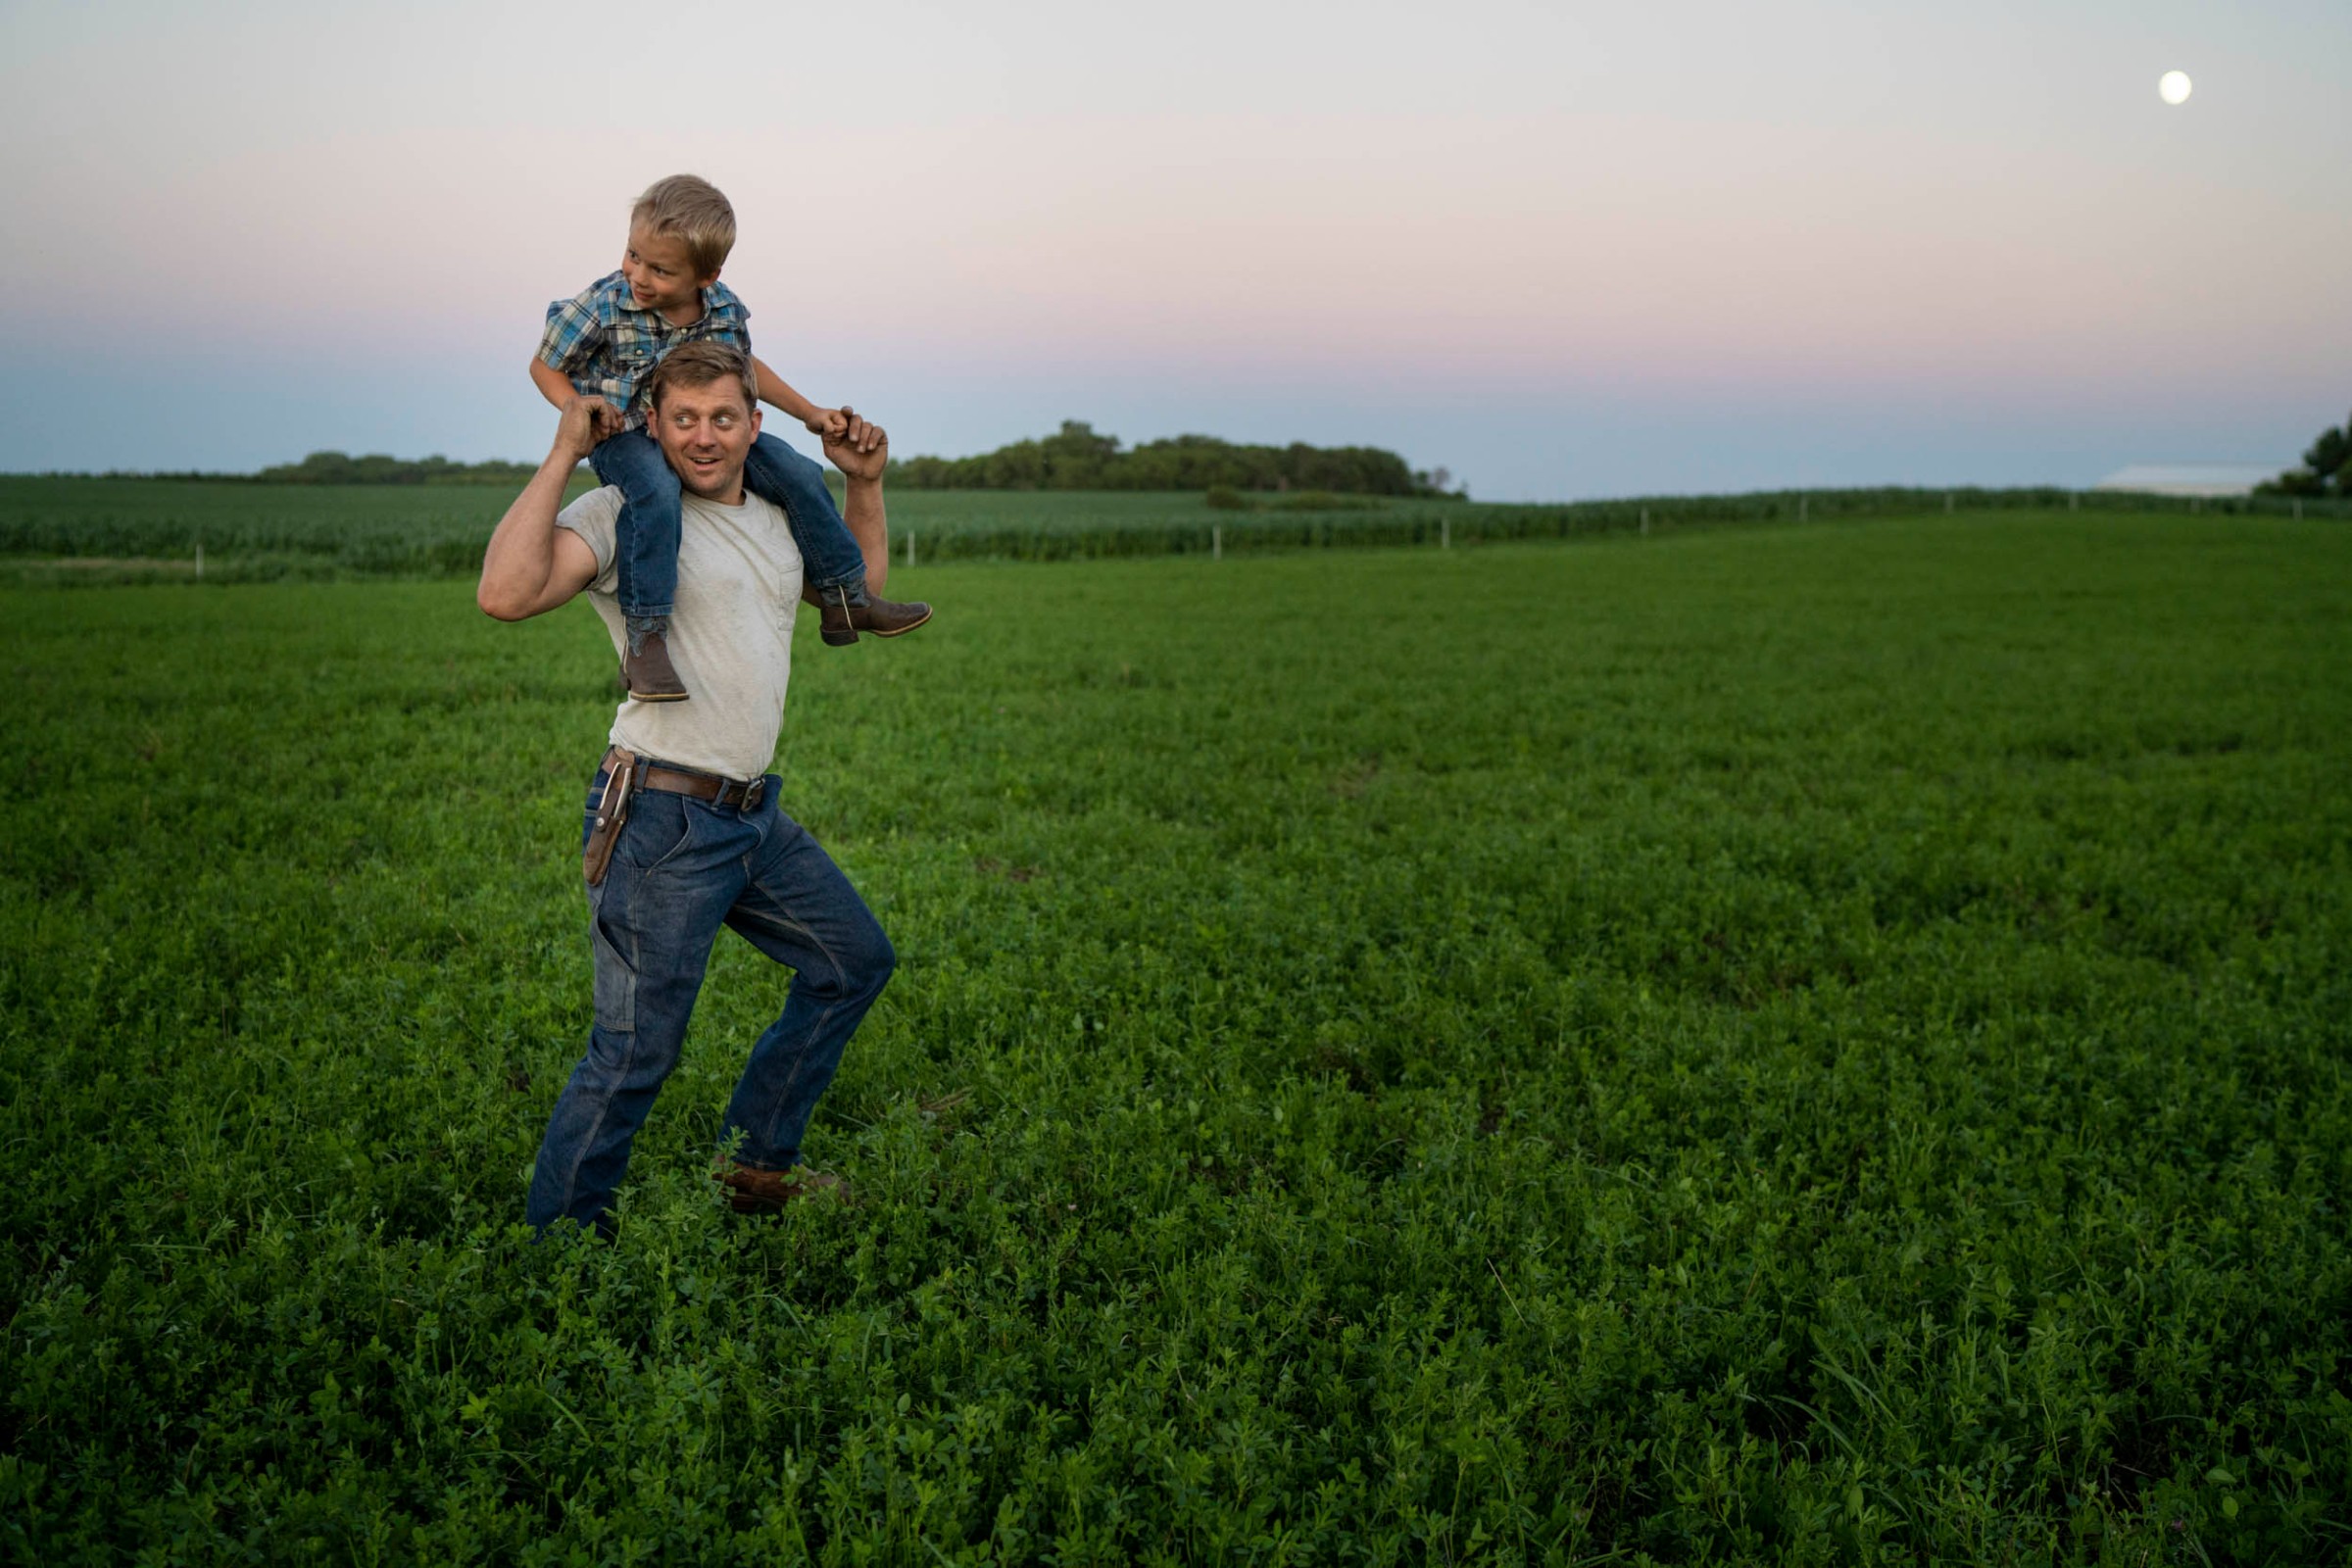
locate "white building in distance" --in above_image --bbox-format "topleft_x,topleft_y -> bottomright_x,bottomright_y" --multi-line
2094,465 -> 2276,498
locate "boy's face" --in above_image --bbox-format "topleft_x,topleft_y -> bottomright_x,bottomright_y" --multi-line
620,221 -> 713,318
652,378 -> 761,503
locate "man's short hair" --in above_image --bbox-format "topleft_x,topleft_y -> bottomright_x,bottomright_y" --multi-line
650,341 -> 759,415
632,174 -> 736,278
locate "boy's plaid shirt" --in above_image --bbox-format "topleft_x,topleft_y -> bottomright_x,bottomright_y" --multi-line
538,271 -> 754,430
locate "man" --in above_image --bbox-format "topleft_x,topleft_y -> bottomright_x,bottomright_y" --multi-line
478,340 -> 898,1236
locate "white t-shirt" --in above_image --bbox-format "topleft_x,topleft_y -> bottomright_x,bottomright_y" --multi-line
556,484 -> 803,780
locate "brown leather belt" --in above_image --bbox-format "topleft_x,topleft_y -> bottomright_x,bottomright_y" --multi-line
603,747 -> 767,812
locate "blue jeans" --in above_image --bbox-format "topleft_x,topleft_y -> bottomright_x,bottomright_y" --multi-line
526,760 -> 896,1236
588,429 -> 871,629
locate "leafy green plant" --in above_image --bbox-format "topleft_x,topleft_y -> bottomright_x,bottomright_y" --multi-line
3,509 -> 2348,1561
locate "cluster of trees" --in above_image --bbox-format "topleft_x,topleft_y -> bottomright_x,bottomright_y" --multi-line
251,452 -> 541,485
2256,410 -> 2352,499
119,425 -> 1456,495
887,421 -> 1458,497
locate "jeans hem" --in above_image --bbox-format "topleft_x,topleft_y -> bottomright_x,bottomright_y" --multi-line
803,573 -> 868,604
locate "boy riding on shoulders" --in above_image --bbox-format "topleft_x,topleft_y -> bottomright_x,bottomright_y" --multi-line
530,173 -> 929,701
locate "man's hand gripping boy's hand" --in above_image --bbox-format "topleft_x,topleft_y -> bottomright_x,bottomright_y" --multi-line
823,407 -> 889,472
555,396 -> 607,466
565,397 -> 624,447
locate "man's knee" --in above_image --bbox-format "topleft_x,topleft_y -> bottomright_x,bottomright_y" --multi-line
843,920 -> 895,1002
579,1019 -> 683,1088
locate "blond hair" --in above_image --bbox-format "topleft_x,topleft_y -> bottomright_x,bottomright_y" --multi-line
631,174 -> 736,278
649,341 -> 759,415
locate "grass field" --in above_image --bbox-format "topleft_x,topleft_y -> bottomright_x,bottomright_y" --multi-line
4,511 -> 2349,1563
7,473 -> 2338,582
0,478 -> 1446,579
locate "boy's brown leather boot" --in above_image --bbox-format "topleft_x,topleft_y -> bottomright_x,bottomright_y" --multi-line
806,584 -> 933,648
621,628 -> 689,702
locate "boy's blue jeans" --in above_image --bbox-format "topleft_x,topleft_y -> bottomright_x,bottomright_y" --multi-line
589,429 -> 870,632
525,760 -> 895,1237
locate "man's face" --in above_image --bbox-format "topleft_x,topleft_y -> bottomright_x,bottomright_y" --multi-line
653,377 -> 760,502
620,221 -> 711,318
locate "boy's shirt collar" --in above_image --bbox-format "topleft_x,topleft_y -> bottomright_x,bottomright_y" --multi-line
608,273 -> 746,328
540,271 -> 756,431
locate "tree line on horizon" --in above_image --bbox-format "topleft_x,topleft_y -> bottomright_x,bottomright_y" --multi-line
66,403 -> 2350,500
884,421 -> 1459,497
72,423 -> 1456,497
2255,408 -> 2352,499
251,452 -> 544,485
64,453 -> 545,485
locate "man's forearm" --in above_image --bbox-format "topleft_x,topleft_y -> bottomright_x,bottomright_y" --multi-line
842,475 -> 889,594
478,445 -> 581,618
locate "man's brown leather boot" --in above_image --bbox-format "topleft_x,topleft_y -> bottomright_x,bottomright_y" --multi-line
714,1160 -> 849,1214
622,628 -> 689,702
806,584 -> 933,648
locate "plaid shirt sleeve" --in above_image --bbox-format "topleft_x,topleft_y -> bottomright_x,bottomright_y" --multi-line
537,282 -> 611,376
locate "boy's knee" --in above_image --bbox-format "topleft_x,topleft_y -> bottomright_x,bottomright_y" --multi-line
599,433 -> 679,498
750,433 -> 822,482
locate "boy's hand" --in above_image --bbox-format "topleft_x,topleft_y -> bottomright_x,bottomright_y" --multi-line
803,407 -> 850,441
582,399 -> 624,444
823,408 -> 888,481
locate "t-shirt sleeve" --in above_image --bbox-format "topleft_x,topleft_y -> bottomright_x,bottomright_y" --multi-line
555,487 -> 623,596
538,287 -> 605,374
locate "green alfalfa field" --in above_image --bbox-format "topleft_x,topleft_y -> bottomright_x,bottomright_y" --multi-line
3,508 -> 2348,1564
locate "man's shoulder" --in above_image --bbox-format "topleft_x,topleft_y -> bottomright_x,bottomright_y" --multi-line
555,485 -> 623,586
558,484 -> 624,534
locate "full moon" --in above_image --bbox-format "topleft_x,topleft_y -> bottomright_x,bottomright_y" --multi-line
2159,70 -> 2192,105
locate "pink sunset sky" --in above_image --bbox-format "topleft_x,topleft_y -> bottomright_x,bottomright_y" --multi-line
2,0 -> 2344,499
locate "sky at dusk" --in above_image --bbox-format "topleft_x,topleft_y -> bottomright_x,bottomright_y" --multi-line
2,0 -> 2345,499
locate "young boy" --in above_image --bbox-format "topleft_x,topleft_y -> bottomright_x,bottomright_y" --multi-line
531,174 -> 930,701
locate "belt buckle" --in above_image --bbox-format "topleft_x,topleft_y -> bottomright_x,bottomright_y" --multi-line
739,776 -> 765,813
